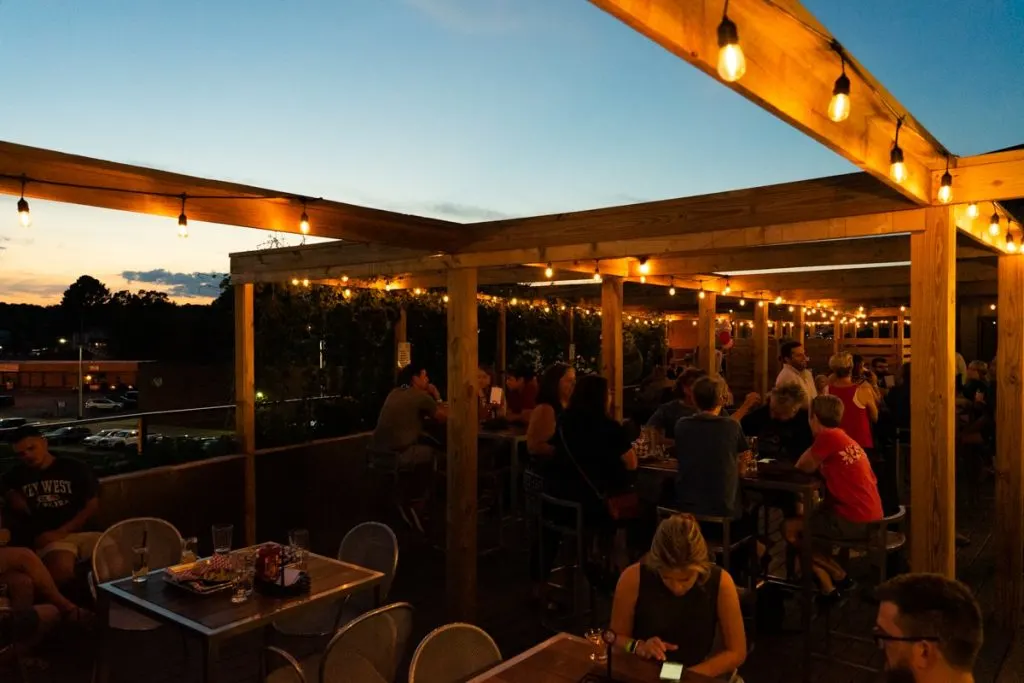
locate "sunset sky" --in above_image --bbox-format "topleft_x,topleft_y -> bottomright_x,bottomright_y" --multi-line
1,0 -> 1022,304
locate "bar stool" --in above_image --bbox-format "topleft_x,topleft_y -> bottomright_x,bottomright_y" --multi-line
539,493 -> 588,629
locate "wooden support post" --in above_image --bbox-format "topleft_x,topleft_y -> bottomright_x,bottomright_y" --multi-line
833,318 -> 842,355
446,267 -> 479,621
909,207 -> 956,576
754,303 -> 769,397
567,306 -> 575,364
395,306 -> 408,377
497,303 -> 507,386
995,255 -> 1024,628
773,320 -> 781,339
234,283 -> 256,546
794,306 -> 806,344
601,277 -> 624,421
698,292 -> 718,377
897,310 -> 906,363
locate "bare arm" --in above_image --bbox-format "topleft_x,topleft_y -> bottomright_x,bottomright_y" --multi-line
609,564 -> 639,646
689,571 -> 747,677
730,392 -> 761,423
795,447 -> 820,473
5,489 -> 30,515
621,448 -> 638,471
858,384 -> 879,423
59,497 -> 99,535
526,404 -> 556,456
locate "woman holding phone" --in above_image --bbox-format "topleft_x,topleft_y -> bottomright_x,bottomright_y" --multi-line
610,514 -> 746,679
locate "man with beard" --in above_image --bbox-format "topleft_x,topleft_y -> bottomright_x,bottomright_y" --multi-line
775,341 -> 816,407
874,574 -> 981,683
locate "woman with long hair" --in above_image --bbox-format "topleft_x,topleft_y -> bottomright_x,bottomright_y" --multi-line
526,362 -> 575,457
611,514 -> 746,678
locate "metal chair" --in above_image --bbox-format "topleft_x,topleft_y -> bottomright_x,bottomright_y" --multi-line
273,522 -> 399,640
408,623 -> 501,683
265,646 -> 306,683
320,602 -> 414,683
538,493 -> 586,627
656,507 -> 758,578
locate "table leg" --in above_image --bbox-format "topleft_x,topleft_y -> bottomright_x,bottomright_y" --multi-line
801,490 -> 814,683
203,638 -> 220,683
510,440 -> 520,513
95,595 -> 111,683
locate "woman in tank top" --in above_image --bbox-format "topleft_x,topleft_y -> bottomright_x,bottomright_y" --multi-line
824,352 -> 878,450
610,514 -> 746,679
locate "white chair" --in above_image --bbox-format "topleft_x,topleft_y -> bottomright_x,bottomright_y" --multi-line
319,602 -> 414,683
408,623 -> 501,683
273,522 -> 399,640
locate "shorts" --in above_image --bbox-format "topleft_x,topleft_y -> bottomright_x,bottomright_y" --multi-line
809,510 -> 871,543
37,531 -> 103,561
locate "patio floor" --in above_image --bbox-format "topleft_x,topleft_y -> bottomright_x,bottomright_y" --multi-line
9,474 -> 1021,683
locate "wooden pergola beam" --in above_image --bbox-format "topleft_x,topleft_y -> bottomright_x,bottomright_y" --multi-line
942,148 -> 1024,205
729,260 -> 996,294
587,1 -> 943,204
0,140 -> 463,250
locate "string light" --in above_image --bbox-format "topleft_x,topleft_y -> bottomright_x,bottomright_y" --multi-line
828,49 -> 851,123
341,275 -> 349,283
291,278 -> 299,286
716,0 -> 746,82
698,285 -> 706,300
669,278 -> 676,296
443,294 -> 449,303
899,305 -> 906,312
301,278 -> 310,287
758,300 -> 765,308
545,263 -> 554,278
788,305 -> 794,312
739,299 -> 746,306
774,296 -> 782,305
343,288 -> 351,298
510,297 -> 518,306
966,203 -> 979,219
640,275 -> 647,284
638,257 -> 650,275
16,176 -> 30,227
989,207 -> 1001,236
937,156 -> 953,204
990,303 -> 997,311
723,279 -> 732,295
1008,224 -> 1018,253
299,198 -> 310,234
593,262 -> 602,282
889,119 -> 907,184
413,288 -> 423,296
177,194 -> 188,238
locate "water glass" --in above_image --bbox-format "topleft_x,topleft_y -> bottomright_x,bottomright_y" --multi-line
131,544 -> 150,583
584,628 -> 607,662
288,528 -> 310,570
230,551 -> 256,604
212,523 -> 233,556
181,536 -> 199,564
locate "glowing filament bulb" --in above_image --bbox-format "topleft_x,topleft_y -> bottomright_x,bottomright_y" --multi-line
937,170 -> 953,204
544,263 -> 553,278
990,212 -> 1001,236
966,203 -> 978,219
716,14 -> 746,83
828,69 -> 851,123
17,197 -> 31,227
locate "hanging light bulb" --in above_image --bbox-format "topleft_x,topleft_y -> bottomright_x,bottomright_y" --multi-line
989,207 -> 1001,236
638,257 -> 650,275
828,52 -> 851,123
669,278 -> 676,296
299,199 -> 310,234
716,1 -> 746,82
1006,229 -> 1017,253
544,263 -> 554,278
640,275 -> 647,284
937,157 -> 953,204
302,278 -> 310,287
699,286 -> 706,300
16,177 -> 30,227
341,275 -> 349,283
291,278 -> 300,286
593,263 -> 602,282
966,203 -> 979,219
177,194 -> 189,238
343,288 -> 351,298
788,305 -> 795,313
889,119 -> 907,183
774,296 -> 782,305
739,299 -> 746,307
899,305 -> 906,312
723,279 -> 731,295
758,300 -> 765,308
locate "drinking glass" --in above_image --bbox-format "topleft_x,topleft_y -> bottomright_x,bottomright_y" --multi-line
181,536 -> 199,564
212,524 -> 233,556
131,544 -> 150,583
230,551 -> 256,604
584,628 -> 607,662
288,528 -> 310,570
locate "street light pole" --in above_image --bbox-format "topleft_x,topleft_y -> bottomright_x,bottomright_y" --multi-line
77,343 -> 84,419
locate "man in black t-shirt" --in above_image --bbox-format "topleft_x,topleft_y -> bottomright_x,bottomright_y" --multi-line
739,382 -> 813,464
2,426 -> 101,587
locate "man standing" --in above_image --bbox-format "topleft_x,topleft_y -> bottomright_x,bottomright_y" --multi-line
2,426 -> 101,588
775,341 -> 816,407
874,573 -> 982,683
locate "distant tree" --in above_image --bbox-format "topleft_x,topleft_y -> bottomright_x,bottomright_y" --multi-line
61,276 -> 111,311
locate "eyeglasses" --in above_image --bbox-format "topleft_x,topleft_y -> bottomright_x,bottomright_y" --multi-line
872,627 -> 940,649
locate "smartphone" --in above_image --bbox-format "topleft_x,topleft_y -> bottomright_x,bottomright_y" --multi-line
659,662 -> 684,681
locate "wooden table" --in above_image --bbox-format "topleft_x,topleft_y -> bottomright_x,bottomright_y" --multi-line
480,424 -> 528,510
468,633 -> 717,683
638,459 -> 822,683
96,551 -> 384,683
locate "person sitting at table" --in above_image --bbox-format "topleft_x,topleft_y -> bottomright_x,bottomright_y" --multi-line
790,394 -> 884,598
610,513 -> 746,677
2,426 -> 102,589
371,362 -> 447,531
526,363 -> 575,458
673,376 -> 755,540
645,368 -> 705,446
505,362 -> 539,423
740,382 -> 812,465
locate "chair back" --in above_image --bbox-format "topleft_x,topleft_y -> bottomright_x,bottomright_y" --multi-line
265,646 -> 306,683
538,494 -> 583,535
408,623 -> 501,683
338,522 -> 399,614
92,517 -> 183,584
321,602 -> 414,683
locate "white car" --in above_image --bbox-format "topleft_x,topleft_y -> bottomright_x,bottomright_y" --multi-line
85,398 -> 124,411
83,429 -> 120,448
97,430 -> 138,449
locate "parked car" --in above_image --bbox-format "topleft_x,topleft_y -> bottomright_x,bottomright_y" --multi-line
83,429 -> 121,448
42,426 -> 92,445
121,432 -> 161,450
85,398 -> 124,411
97,429 -> 138,449
0,417 -> 29,429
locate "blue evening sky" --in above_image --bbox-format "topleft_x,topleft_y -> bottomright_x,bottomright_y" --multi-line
1,0 -> 1021,303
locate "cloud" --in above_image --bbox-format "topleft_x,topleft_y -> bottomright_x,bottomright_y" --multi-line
0,275 -> 68,304
411,201 -> 513,221
120,269 -> 226,298
403,0 -> 524,34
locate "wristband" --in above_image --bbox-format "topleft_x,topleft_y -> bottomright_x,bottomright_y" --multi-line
626,638 -> 640,654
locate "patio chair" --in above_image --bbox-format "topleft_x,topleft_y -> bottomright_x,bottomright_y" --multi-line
320,602 -> 414,683
538,493 -> 588,629
408,623 -> 501,683
265,646 -> 306,683
273,522 -> 399,640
